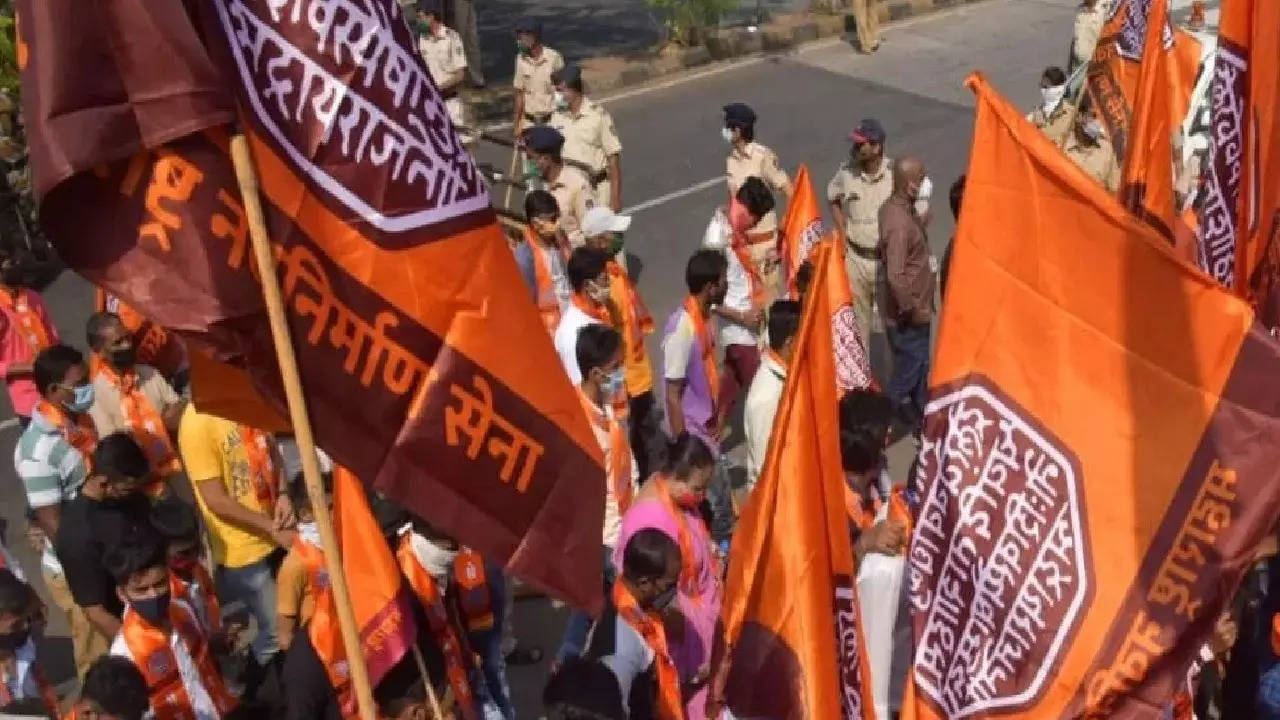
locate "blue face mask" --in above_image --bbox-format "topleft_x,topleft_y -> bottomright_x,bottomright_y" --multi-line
64,383 -> 94,414
602,367 -> 625,399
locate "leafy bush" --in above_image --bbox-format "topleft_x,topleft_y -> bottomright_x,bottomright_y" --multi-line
647,0 -> 740,45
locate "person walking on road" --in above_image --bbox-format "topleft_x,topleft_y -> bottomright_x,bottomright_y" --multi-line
1028,66 -> 1076,148
524,126 -> 598,247
829,118 -> 894,344
877,156 -> 936,438
512,17 -> 564,135
723,102 -> 791,303
449,0 -> 485,88
551,65 -> 624,213
853,0 -> 882,53
415,0 -> 475,148
1072,0 -> 1108,71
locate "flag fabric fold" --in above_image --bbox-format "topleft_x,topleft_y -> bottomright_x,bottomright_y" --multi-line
19,0 -> 607,612
719,240 -> 876,719
779,164 -> 824,296
1120,0 -> 1178,242
901,72 -> 1280,719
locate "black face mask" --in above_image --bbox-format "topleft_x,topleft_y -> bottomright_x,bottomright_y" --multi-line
108,346 -> 137,370
132,592 -> 171,625
0,626 -> 29,651
650,585 -> 678,612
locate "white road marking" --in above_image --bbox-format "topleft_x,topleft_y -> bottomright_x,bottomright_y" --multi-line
620,176 -> 725,216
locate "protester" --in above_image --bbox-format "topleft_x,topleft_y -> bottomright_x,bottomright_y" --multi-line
829,118 -> 894,343
274,461 -> 333,652
0,568 -> 57,716
743,300 -> 802,489
150,498 -> 220,634
54,433 -> 152,676
84,312 -> 184,494
663,250 -> 728,447
616,433 -> 721,720
1028,66 -> 1076,148
723,103 -> 791,296
551,65 -> 624,213
512,17 -> 565,134
878,156 -> 936,438
1072,0 -> 1108,70
93,291 -> 189,394
1063,104 -> 1120,192
106,530 -> 238,719
524,190 -> 575,332
0,250 -> 58,428
585,528 -> 682,720
712,178 -> 776,428
524,126 -> 597,246
543,657 -> 625,720
553,248 -> 616,384
555,325 -> 639,667
415,0 -> 474,147
178,406 -> 292,671
63,655 -> 150,720
581,206 -> 662,479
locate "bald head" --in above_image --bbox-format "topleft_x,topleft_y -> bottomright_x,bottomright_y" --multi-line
893,155 -> 926,196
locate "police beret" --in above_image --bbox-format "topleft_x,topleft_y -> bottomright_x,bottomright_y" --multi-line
415,0 -> 442,14
514,16 -> 542,35
523,125 -> 564,153
723,102 -> 757,127
553,64 -> 583,89
850,117 -> 886,145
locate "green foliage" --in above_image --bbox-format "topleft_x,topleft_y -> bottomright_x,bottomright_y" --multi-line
0,1 -> 19,95
646,0 -> 739,45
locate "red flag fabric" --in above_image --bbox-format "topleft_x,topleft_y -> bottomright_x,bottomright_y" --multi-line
719,240 -> 876,719
779,165 -> 824,296
19,0 -> 607,612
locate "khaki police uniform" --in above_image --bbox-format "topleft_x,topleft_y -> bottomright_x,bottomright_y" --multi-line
828,156 -> 894,343
1073,2 -> 1108,69
727,141 -> 790,299
514,46 -> 565,124
551,97 -> 623,208
1027,101 -> 1077,149
1064,136 -> 1121,192
547,165 -> 597,247
419,26 -> 474,145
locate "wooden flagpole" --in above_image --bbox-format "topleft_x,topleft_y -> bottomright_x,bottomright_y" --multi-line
228,131 -> 378,720
411,644 -> 446,719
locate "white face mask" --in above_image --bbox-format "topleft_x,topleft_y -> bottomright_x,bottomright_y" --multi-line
1040,84 -> 1067,114
411,533 -> 459,583
297,521 -> 321,547
721,127 -> 734,144
914,176 -> 933,218
553,91 -> 568,111
587,280 -> 610,304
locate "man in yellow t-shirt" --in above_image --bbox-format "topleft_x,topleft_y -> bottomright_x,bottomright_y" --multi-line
177,404 -> 293,668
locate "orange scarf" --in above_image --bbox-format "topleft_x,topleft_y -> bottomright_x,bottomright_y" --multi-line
90,356 -> 181,482
613,579 -> 684,720
576,387 -> 633,514
34,399 -> 98,469
652,477 -> 717,607
682,296 -> 719,413
846,484 -> 913,536
453,548 -> 494,633
0,287 -> 51,356
120,598 -> 238,720
171,564 -> 222,632
0,651 -> 59,718
607,261 -> 654,352
571,292 -> 610,323
239,425 -> 277,512
298,538 -> 359,719
396,536 -> 478,720
526,228 -> 569,333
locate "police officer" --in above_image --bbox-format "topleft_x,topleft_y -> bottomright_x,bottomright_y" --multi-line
523,126 -> 597,247
1027,66 -> 1076,148
828,118 -> 893,343
1063,106 -> 1120,192
550,65 -> 623,213
512,17 -> 565,136
415,0 -> 474,147
724,102 -> 791,300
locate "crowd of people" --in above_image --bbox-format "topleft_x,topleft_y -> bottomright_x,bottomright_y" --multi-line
0,0 -> 1245,719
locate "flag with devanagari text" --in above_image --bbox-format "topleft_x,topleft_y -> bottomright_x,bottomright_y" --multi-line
901,73 -> 1280,719
18,0 -> 608,612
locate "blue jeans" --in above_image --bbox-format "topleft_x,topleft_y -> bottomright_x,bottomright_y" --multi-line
215,555 -> 279,664
886,321 -> 932,431
556,547 -> 618,663
708,453 -> 736,546
469,559 -> 514,720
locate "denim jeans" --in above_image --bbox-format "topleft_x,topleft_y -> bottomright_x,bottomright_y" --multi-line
555,547 -> 618,664
886,321 -> 932,431
215,555 -> 280,664
707,453 -> 737,546
469,558 -> 515,720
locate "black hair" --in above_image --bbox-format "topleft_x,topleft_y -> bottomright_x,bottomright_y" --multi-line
727,121 -> 755,144
950,174 -> 966,220
85,311 -> 122,351
373,653 -> 427,717
543,657 -> 625,720
525,190 -> 561,221
149,497 -> 200,545
566,247 -> 610,293
288,471 -> 334,515
368,493 -> 411,546
685,249 -> 728,295
94,432 -> 151,482
81,656 -> 150,720
576,324 -> 622,379
1042,66 -> 1067,85
734,177 -> 775,221
0,568 -> 33,618
0,698 -> 54,716
767,300 -> 802,352
104,529 -> 167,586
662,432 -> 715,478
621,528 -> 679,583
838,389 -> 893,474
795,260 -> 815,299
33,343 -> 83,398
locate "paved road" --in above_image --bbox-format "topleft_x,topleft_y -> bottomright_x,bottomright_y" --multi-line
0,0 -> 1087,712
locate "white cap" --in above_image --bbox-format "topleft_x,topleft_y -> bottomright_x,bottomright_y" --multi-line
581,206 -> 632,237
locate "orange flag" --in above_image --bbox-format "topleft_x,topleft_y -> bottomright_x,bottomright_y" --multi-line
827,235 -> 875,393
1120,0 -> 1178,242
310,467 -> 416,717
719,240 -> 876,719
779,164 -> 825,296
901,73 -> 1280,719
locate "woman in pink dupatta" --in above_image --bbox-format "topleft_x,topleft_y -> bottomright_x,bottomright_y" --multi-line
615,433 -> 722,720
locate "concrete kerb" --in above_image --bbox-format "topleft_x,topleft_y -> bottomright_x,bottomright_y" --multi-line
470,0 -> 991,123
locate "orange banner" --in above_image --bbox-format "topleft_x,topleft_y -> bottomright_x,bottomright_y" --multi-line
902,73 -> 1280,719
827,236 -> 875,392
719,240 -> 875,719
1120,0 -> 1177,242
779,164 -> 824,296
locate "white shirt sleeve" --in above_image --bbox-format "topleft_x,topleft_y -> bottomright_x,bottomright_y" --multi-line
662,313 -> 695,381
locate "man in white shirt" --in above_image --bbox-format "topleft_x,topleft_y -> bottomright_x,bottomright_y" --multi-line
553,248 -> 616,384
743,300 -> 802,489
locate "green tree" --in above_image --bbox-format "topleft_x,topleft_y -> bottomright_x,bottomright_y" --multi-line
647,0 -> 739,46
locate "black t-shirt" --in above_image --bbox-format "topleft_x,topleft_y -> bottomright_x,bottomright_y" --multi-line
54,492 -> 151,617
